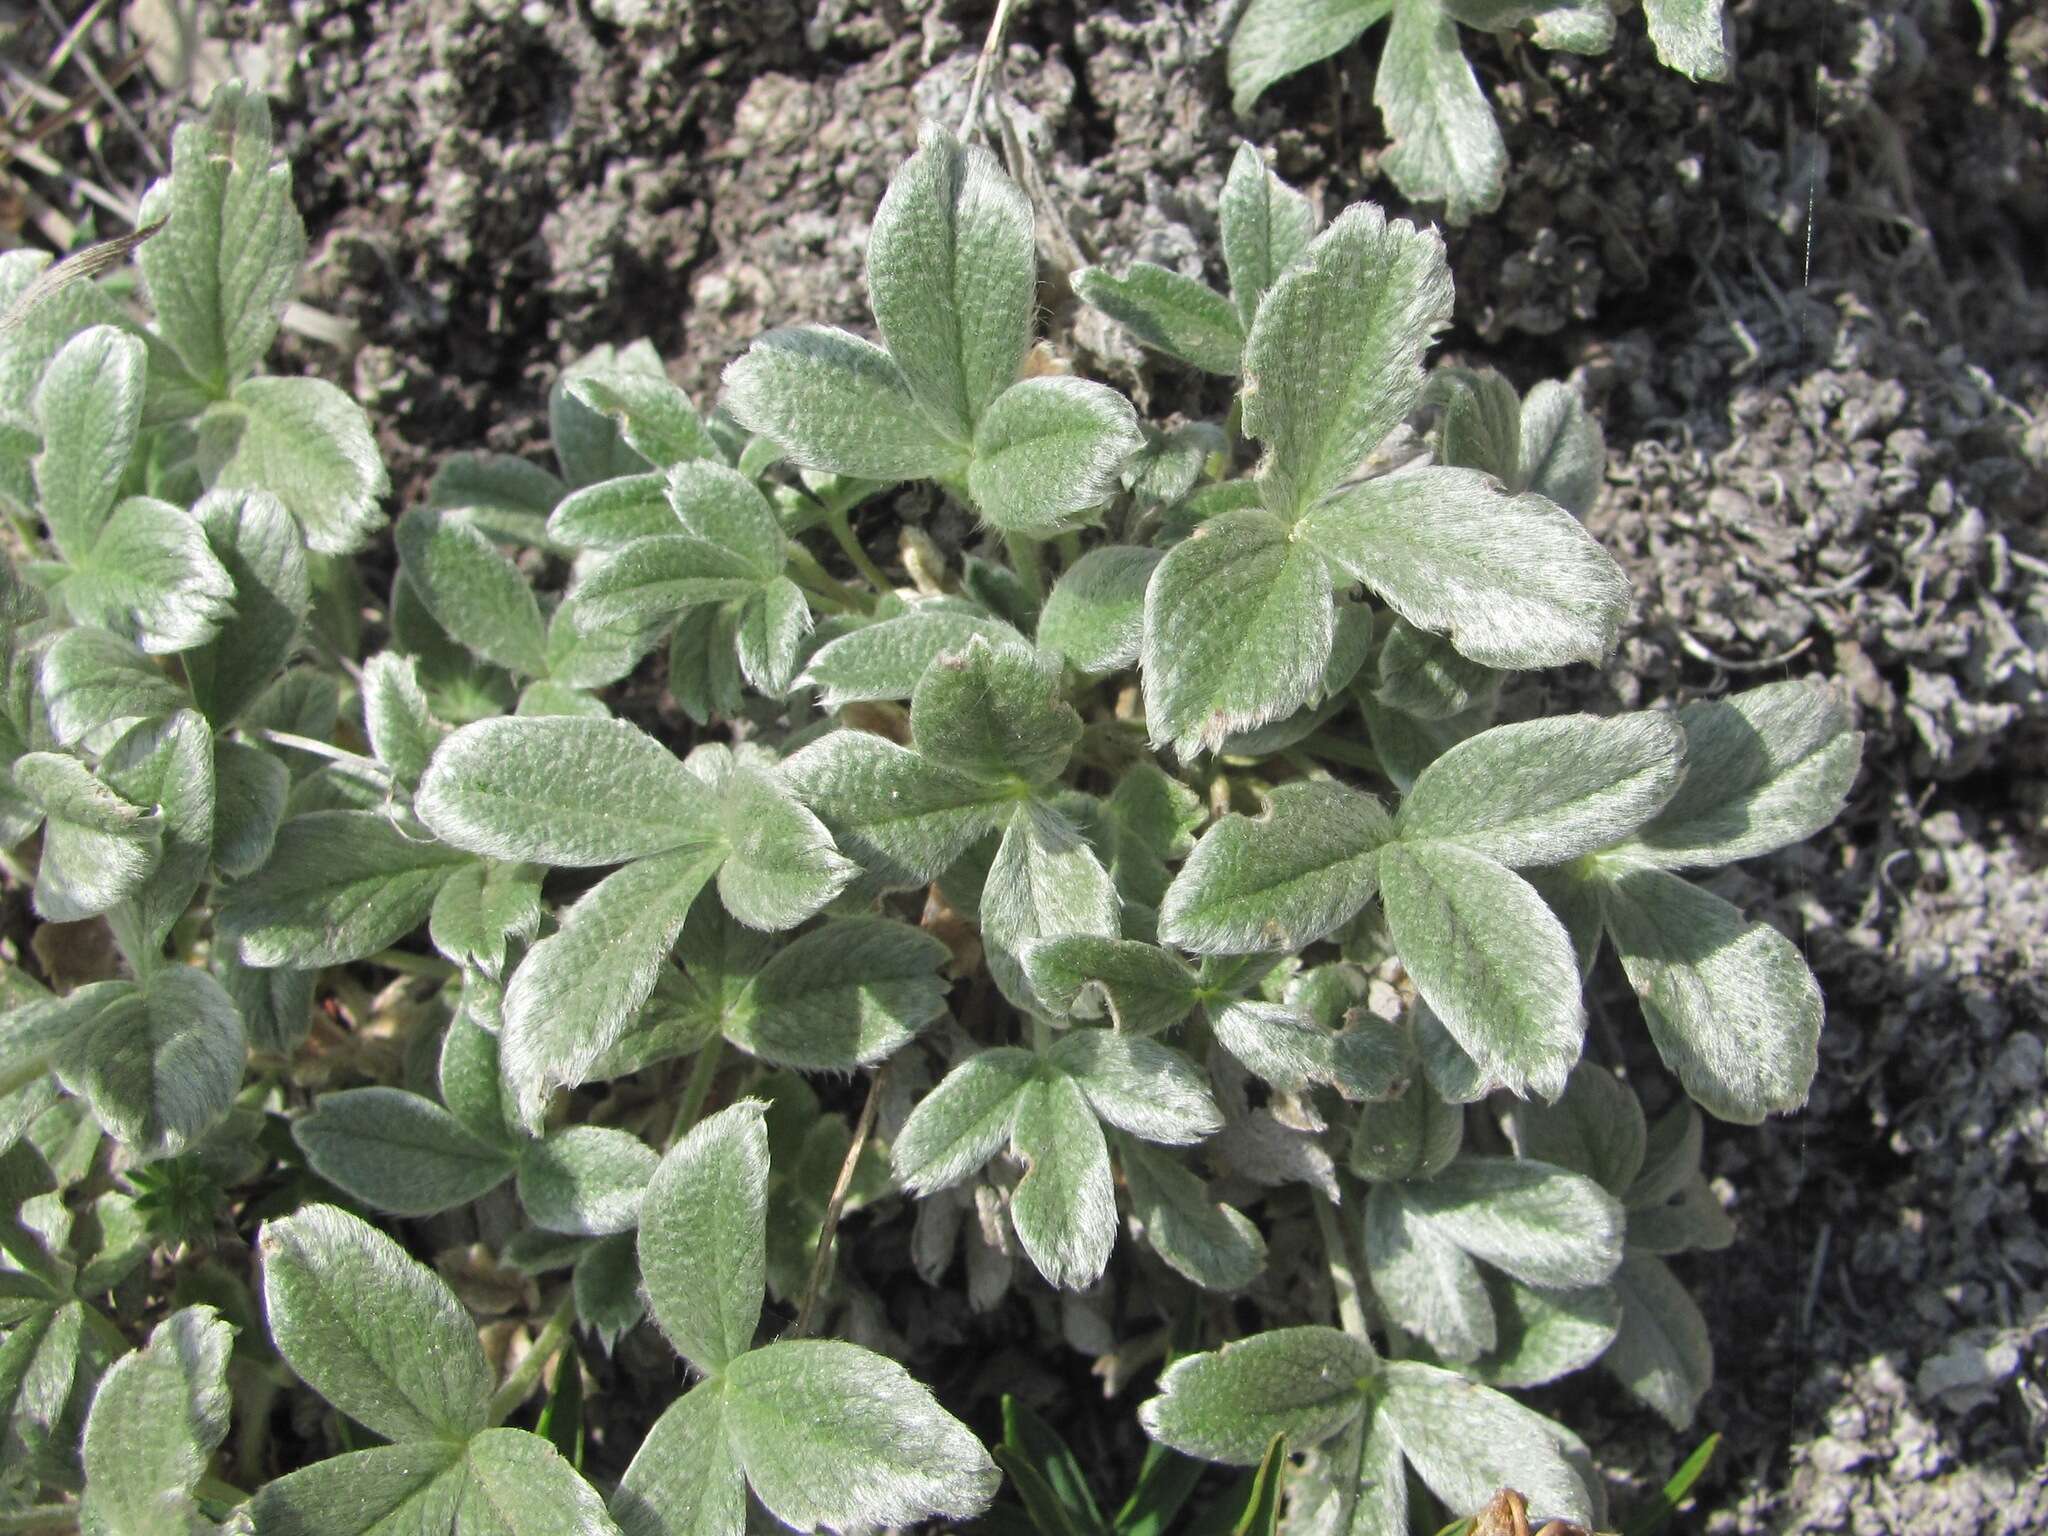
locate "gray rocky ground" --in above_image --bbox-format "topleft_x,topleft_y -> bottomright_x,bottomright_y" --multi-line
12,0 -> 2046,1528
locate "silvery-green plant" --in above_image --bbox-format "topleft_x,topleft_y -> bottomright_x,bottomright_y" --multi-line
1226,0 -> 1733,222
0,82 -> 1860,1536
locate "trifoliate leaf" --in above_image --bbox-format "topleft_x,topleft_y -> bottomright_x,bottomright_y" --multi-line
1628,679 -> 1862,869
1301,467 -> 1629,668
722,326 -> 966,481
259,1202 -> 490,1444
1377,840 -> 1584,1099
135,82 -> 303,393
1227,0 -> 1392,116
867,122 -> 1033,441
1161,780 -> 1391,954
500,845 -> 724,1131
724,1338 -> 1000,1530
575,1232 -> 646,1352
1035,546 -> 1161,674
1374,1361 -> 1593,1526
1238,204 -> 1449,519
911,635 -> 1080,786
418,715 -> 716,868
426,452 -> 567,549
428,859 -> 541,979
60,495 -> 233,655
1376,0 -> 1507,223
547,473 -> 674,549
800,606 -> 1021,707
100,709 -> 215,954
198,375 -> 388,556
1516,379 -> 1605,517
1120,1138 -> 1266,1292
1501,1063 -> 1647,1197
569,534 -> 769,633
1072,264 -> 1243,376
38,626 -> 184,750
245,1442 -> 464,1536
613,1383 -> 745,1536
185,488 -> 311,727
639,1101 -> 768,1374
713,765 -> 856,930
1395,1157 -> 1625,1289
1433,365 -> 1522,483
396,506 -> 549,677
1208,1000 -> 1338,1092
1349,1074 -> 1465,1182
566,369 -> 720,470
1604,1251 -> 1713,1429
1643,0 -> 1733,83
212,740 -> 289,878
1468,1276 -> 1620,1391
663,461 -> 786,579
1048,1029 -> 1222,1145
734,578 -> 811,696
1626,1172 -> 1735,1256
292,1088 -> 514,1216
1598,865 -> 1822,1123
13,751 -> 162,923
893,1047 -> 1037,1194
724,918 -> 950,1071
217,812 -> 471,967
1397,712 -> 1685,866
1219,142 -> 1320,332
1009,1069 -> 1117,1290
79,1305 -> 232,1536
31,326 -> 144,561
1363,1181 -> 1494,1361
1141,508 -> 1335,757
782,730 -> 1010,890
519,1127 -> 658,1237
1138,1327 -> 1375,1465
459,1428 -> 623,1536
967,377 -> 1144,534
1021,936 -> 1199,1035
1374,618 -> 1500,721
982,802 -> 1120,1010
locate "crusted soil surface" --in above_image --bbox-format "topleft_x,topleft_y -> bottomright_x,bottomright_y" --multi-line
12,0 -> 2047,1529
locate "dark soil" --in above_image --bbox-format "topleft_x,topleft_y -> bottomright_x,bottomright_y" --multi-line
13,0 -> 2048,1528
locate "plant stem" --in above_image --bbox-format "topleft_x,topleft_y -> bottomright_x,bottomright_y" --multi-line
794,1064 -> 888,1337
958,0 -> 1021,140
1004,531 -> 1046,603
1300,731 -> 1381,773
824,507 -> 894,597
365,948 -> 458,981
486,1293 -> 576,1426
666,1039 -> 724,1148
252,728 -> 389,775
785,542 -> 864,614
1310,1189 -> 1371,1342
0,1506 -> 77,1535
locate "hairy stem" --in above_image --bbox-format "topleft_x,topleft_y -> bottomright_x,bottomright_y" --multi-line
824,507 -> 895,597
1004,531 -> 1046,603
666,1038 -> 725,1148
1310,1188 -> 1371,1342
795,1064 -> 888,1337
486,1292 -> 576,1426
785,541 -> 865,614
365,947 -> 458,981
1300,731 -> 1381,773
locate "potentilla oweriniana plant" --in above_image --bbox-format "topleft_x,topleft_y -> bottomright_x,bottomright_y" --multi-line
0,82 -> 1859,1536
1226,0 -> 1733,223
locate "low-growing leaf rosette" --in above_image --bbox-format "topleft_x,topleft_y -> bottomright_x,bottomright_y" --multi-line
0,80 -> 1864,1536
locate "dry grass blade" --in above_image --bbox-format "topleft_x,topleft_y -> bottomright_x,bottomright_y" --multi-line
0,216 -> 162,333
